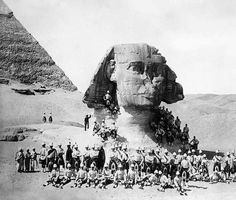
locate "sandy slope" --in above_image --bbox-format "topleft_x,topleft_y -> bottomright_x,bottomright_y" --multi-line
162,94 -> 236,151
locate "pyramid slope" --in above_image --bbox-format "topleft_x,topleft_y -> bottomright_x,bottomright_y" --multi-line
0,0 -> 77,91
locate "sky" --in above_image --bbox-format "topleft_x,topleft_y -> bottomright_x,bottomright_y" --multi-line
4,0 -> 236,94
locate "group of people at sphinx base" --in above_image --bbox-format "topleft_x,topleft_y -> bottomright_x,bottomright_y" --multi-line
150,106 -> 199,152
92,119 -> 118,141
15,141 -> 236,193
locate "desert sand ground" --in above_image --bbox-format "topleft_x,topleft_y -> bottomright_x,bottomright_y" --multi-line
1,83 -> 236,200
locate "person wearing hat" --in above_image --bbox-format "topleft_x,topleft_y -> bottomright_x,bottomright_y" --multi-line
176,149 -> 183,166
154,148 -> 162,171
57,144 -> 65,170
97,145 -> 106,172
230,151 -> 236,182
113,164 -> 126,188
42,113 -> 47,123
25,148 -> 31,172
48,112 -> 53,123
224,152 -> 231,180
43,164 -> 60,187
93,121 -> 101,135
66,142 -> 73,168
84,114 -> 92,131
99,163 -> 113,189
101,119 -> 107,129
158,170 -> 170,192
189,136 -> 199,151
60,163 -> 76,189
72,145 -> 81,171
120,145 -> 129,172
31,147 -> 38,172
196,150 -> 203,167
147,170 -> 160,186
130,147 -> 144,170
144,149 -> 157,174
169,152 -> 178,180
110,121 -> 118,139
39,143 -> 47,172
174,171 -> 186,195
47,143 -> 57,172
161,149 -> 170,175
200,154 -> 209,179
125,164 -> 137,188
180,153 -> 190,187
213,150 -> 222,172
86,163 -> 98,188
103,90 -> 112,106
74,164 -> 88,188
82,145 -> 91,169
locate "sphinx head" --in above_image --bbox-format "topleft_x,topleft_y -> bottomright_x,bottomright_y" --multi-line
83,43 -> 184,110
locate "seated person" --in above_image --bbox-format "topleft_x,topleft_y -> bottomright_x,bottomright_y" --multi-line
93,121 -> 101,135
43,164 -> 60,187
86,164 -> 98,188
98,163 -> 113,189
74,164 -> 88,188
103,91 -> 112,106
125,164 -> 137,189
59,163 -> 76,189
157,171 -> 171,192
174,171 -> 186,195
113,164 -> 126,188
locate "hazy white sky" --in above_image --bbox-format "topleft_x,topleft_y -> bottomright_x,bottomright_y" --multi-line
5,0 -> 236,94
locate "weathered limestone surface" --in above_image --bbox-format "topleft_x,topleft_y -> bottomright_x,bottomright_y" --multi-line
0,0 -> 77,91
83,43 -> 184,109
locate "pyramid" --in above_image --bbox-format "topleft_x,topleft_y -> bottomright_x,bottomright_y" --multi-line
0,0 -> 77,91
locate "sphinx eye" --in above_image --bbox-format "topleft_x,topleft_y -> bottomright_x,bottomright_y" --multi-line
127,61 -> 145,74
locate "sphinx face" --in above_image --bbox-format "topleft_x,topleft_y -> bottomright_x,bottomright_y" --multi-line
108,44 -> 184,108
83,43 -> 184,109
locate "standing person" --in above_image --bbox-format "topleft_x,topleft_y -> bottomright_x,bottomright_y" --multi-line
97,145 -> 106,172
42,113 -> 47,123
15,147 -> 25,173
84,114 -> 91,131
47,143 -> 57,172
83,145 -> 91,169
48,113 -> 53,123
213,150 -> 223,172
224,152 -> 231,180
66,143 -> 73,167
39,143 -> 47,173
31,148 -> 38,172
57,144 -> 65,170
25,149 -> 31,172
180,153 -> 190,187
72,145 -> 81,171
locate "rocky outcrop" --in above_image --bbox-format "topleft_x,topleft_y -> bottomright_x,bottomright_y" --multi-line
83,43 -> 184,110
0,0 -> 77,91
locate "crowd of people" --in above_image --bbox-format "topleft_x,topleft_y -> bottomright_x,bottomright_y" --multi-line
150,106 -> 199,151
15,142 -> 236,193
92,119 -> 118,141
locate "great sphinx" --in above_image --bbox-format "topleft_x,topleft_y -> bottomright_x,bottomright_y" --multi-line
83,43 -> 184,144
